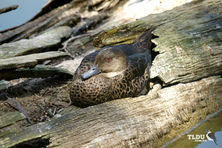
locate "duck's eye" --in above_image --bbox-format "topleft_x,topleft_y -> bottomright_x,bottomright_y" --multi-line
106,57 -> 111,62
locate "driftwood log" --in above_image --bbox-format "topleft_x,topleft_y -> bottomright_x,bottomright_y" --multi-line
0,76 -> 222,148
0,0 -> 222,147
0,51 -> 72,80
0,26 -> 72,59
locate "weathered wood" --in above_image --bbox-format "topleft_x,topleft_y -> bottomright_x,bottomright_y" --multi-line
0,76 -> 221,148
0,65 -> 73,81
0,2 -> 76,44
6,97 -> 32,123
0,26 -> 72,59
0,81 -> 11,92
72,14 -> 108,36
48,16 -> 80,30
0,51 -> 69,70
97,0 -> 120,11
0,111 -> 25,128
94,0 -> 222,85
64,34 -> 96,57
89,0 -> 120,11
0,0 -> 115,45
0,5 -> 18,15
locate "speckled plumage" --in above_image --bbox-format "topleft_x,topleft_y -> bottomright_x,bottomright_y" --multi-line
69,27 -> 155,107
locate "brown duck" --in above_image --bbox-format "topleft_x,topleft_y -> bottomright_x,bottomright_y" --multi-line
69,27 -> 155,107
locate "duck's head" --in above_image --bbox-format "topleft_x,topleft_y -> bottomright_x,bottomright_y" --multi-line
81,47 -> 128,80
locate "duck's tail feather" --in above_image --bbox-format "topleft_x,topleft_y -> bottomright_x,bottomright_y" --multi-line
135,26 -> 156,52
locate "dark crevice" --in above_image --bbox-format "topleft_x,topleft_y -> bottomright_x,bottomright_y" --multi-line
151,34 -> 159,62
160,80 -> 180,89
149,34 -> 164,87
151,44 -> 159,62
150,77 -> 164,87
10,137 -> 50,148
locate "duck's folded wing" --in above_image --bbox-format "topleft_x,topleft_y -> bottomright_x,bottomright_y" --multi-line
123,52 -> 151,81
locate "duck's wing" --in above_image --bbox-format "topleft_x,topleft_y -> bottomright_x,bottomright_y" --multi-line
112,44 -> 138,56
134,26 -> 156,53
123,52 -> 151,81
121,27 -> 155,80
73,50 -> 100,79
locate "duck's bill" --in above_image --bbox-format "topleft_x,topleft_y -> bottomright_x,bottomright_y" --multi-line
81,66 -> 101,80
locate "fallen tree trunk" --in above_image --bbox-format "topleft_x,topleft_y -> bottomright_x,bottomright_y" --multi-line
1,76 -> 222,148
0,51 -> 69,70
0,0 -> 222,147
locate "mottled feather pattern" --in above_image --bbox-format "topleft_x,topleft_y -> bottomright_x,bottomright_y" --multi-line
69,27 -> 155,107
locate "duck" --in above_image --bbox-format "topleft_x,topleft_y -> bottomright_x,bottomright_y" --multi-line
69,27 -> 155,107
